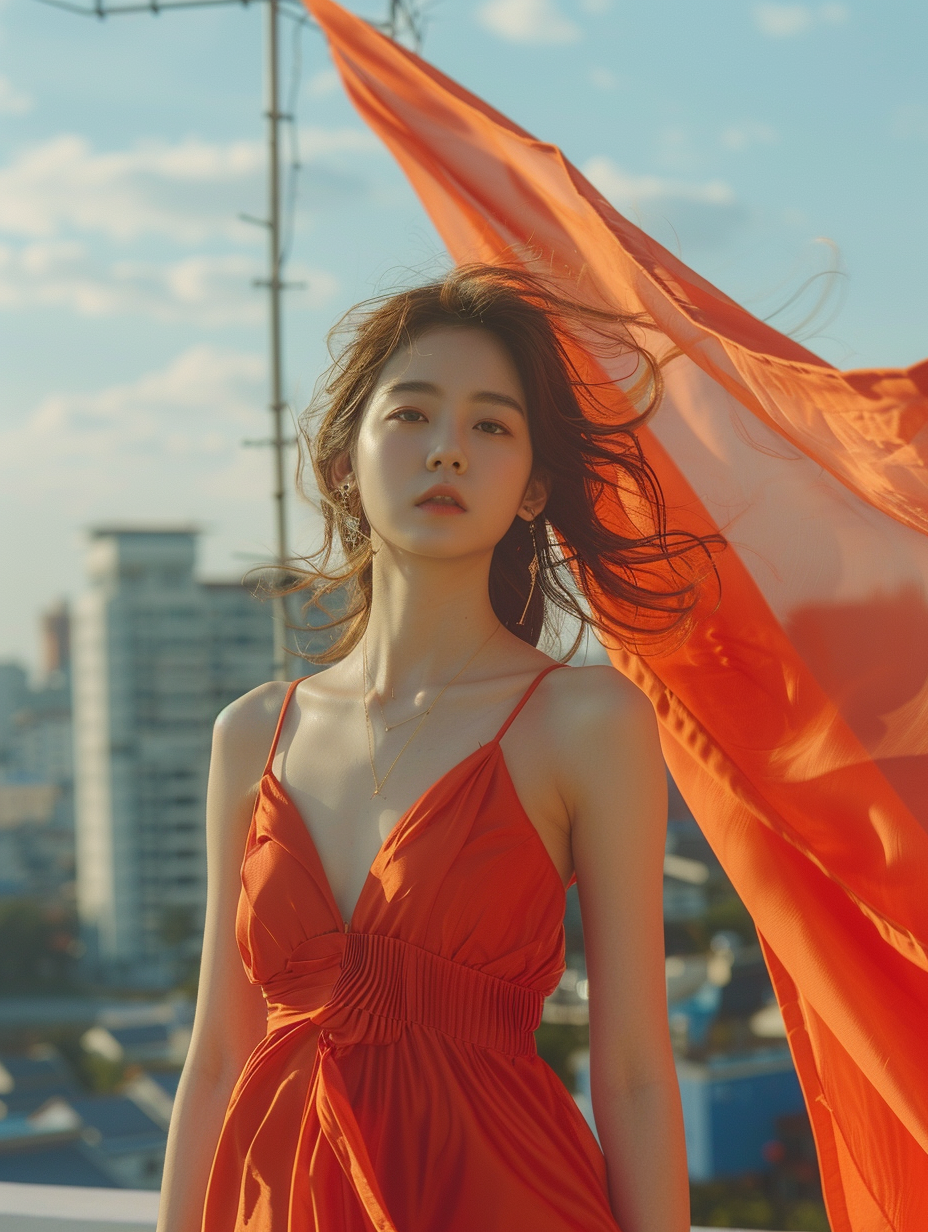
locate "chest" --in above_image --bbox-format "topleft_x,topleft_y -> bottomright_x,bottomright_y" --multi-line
270,706 -> 573,924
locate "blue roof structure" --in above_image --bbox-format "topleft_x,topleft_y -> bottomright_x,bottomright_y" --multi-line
66,1096 -> 165,1152
0,1050 -> 82,1115
107,1024 -> 171,1049
0,1143 -> 117,1187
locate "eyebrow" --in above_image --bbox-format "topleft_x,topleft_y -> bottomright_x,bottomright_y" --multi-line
382,379 -> 525,416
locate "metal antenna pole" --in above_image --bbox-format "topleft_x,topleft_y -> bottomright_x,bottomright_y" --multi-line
266,0 -> 290,680
34,0 -> 425,682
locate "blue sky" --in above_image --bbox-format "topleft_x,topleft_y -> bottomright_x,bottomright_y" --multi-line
1,0 -> 925,670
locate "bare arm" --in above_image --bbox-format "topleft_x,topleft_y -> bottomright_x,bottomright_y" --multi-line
559,667 -> 689,1232
156,684 -> 286,1232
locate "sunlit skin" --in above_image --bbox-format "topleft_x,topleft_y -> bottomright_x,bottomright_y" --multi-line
156,325 -> 690,1232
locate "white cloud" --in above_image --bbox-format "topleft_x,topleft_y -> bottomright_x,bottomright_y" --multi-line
0,128 -> 359,327
2,346 -> 265,483
754,3 -> 848,38
582,155 -> 734,208
476,0 -> 581,45
0,134 -> 263,243
306,68 -> 340,97
588,66 -> 620,91
721,121 -> 779,151
755,4 -> 811,36
0,74 -> 32,116
655,126 -> 702,173
0,127 -> 379,243
0,242 -> 339,324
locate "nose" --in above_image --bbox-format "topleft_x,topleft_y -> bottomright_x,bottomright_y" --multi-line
425,427 -> 467,473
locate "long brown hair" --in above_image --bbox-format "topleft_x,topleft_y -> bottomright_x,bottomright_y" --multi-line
278,263 -> 721,664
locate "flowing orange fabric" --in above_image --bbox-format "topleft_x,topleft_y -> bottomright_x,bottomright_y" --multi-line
303,3 -> 928,1229
202,665 -> 625,1231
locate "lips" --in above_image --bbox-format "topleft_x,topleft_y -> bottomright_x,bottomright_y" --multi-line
415,484 -> 467,510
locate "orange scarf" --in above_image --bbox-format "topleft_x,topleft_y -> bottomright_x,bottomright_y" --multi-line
305,3 -> 928,1225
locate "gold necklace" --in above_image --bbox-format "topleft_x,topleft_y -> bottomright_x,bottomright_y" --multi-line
362,624 -> 502,797
375,690 -> 425,732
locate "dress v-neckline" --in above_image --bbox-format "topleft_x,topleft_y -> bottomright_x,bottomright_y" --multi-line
264,740 -> 499,929
258,663 -> 569,930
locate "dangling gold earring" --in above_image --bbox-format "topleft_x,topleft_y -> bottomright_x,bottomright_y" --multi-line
517,516 -> 540,626
335,479 -> 364,551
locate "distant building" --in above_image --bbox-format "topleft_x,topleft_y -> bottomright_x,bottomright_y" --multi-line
14,679 -> 73,794
81,1000 -> 193,1068
0,663 -> 29,780
0,1045 -> 83,1117
203,581 -> 282,716
0,1095 -> 166,1190
0,1042 -> 177,1190
64,1095 -> 167,1189
42,602 -> 71,676
0,606 -> 76,903
0,1111 -> 117,1189
72,527 -> 276,989
1,603 -> 73,785
18,603 -> 74,793
573,1044 -> 805,1181
676,1047 -> 805,1180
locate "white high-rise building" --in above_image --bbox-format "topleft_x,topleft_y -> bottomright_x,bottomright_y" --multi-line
73,527 -> 276,988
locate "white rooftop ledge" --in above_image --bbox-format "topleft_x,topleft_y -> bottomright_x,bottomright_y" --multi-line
0,1182 -> 777,1232
0,1182 -> 159,1231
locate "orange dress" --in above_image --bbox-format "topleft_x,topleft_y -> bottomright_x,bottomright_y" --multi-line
202,664 -> 621,1232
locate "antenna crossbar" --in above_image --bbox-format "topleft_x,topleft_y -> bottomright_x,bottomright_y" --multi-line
35,0 -> 311,17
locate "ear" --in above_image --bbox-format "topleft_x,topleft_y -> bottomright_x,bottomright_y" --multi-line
330,451 -> 354,492
516,470 -> 551,522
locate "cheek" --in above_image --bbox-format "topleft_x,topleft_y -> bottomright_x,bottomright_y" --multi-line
352,426 -> 414,514
483,442 -> 534,503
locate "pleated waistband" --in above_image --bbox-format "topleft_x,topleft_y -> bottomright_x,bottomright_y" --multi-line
266,931 -> 544,1056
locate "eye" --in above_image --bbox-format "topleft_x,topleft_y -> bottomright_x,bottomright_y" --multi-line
475,420 -> 510,436
388,408 -> 427,422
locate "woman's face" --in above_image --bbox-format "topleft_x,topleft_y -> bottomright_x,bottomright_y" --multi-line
348,325 -> 547,562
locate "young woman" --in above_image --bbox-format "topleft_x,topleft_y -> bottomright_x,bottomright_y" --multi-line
157,266 -> 716,1232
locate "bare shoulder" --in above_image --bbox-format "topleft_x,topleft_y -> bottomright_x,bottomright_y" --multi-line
211,679 -> 291,795
543,663 -> 661,813
215,678 -> 290,740
547,662 -> 656,740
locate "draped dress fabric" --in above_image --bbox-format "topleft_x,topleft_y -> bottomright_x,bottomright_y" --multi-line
202,663 -> 622,1232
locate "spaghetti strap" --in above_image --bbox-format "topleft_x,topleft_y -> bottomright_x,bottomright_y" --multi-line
263,677 -> 310,777
491,662 -> 569,745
